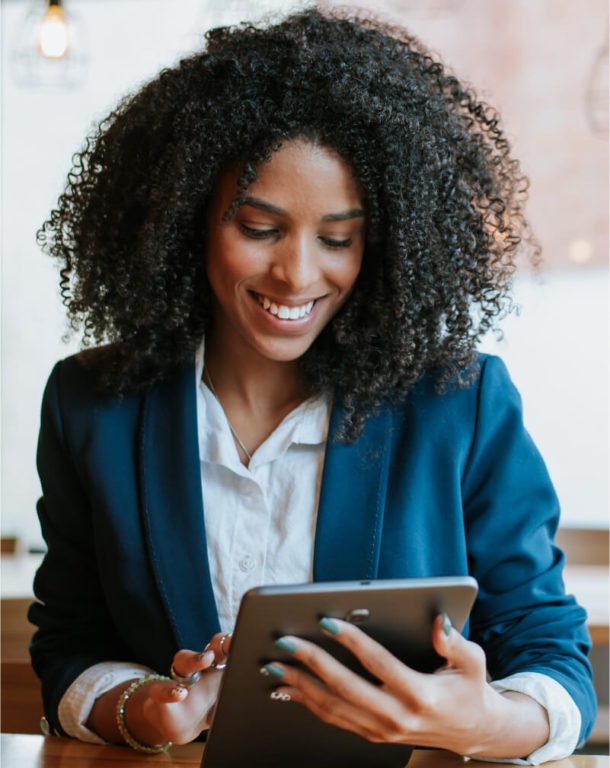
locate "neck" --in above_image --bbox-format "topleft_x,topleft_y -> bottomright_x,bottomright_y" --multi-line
204,333 -> 305,419
203,331 -> 307,465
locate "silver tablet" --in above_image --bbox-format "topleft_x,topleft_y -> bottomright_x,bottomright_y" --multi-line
201,576 -> 478,768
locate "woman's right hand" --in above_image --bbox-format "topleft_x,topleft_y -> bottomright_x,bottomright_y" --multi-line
87,632 -> 232,747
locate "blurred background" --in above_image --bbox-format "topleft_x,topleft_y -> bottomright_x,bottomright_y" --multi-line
0,0 -> 608,747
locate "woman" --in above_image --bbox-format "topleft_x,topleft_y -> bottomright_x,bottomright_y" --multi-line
30,6 -> 595,762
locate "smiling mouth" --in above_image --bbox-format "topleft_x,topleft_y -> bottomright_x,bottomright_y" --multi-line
254,292 -> 316,320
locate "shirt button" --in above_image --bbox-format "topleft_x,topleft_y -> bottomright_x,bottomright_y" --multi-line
238,555 -> 254,572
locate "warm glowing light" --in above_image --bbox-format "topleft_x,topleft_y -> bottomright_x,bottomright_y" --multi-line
37,5 -> 70,60
568,239 -> 594,265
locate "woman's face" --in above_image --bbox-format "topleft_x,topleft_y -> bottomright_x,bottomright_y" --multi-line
205,139 -> 365,365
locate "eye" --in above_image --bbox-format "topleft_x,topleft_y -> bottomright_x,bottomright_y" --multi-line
319,236 -> 353,250
239,223 -> 278,239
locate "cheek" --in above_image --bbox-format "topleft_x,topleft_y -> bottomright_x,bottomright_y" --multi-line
206,235 -> 259,289
336,253 -> 364,294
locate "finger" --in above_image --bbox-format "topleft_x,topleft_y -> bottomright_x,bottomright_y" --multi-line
220,633 -> 232,655
268,636 -> 393,713
199,649 -> 217,669
317,618 -> 425,694
431,613 -> 486,680
144,678 -> 190,704
263,663 -> 400,742
172,649 -> 216,678
274,684 -> 392,744
204,632 -> 232,666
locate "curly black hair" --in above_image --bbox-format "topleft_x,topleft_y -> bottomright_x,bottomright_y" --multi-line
38,6 -> 538,439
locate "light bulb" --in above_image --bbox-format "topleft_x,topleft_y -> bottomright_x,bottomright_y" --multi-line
37,4 -> 70,60
12,0 -> 88,87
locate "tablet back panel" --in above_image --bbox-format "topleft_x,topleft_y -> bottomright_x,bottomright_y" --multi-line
201,577 -> 477,768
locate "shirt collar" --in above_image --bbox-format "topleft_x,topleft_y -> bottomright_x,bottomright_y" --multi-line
195,339 -> 330,470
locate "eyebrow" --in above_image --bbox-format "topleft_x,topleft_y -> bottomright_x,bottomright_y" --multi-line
241,196 -> 365,222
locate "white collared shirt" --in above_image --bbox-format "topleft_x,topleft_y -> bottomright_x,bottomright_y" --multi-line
57,345 -> 581,762
194,343 -> 330,632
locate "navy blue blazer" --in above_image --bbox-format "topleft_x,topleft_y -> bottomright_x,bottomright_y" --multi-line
29,352 -> 596,742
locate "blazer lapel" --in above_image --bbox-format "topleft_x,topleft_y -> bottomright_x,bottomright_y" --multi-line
313,403 -> 392,582
139,363 -> 221,649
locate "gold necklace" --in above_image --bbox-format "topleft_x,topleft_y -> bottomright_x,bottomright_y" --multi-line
203,367 -> 253,463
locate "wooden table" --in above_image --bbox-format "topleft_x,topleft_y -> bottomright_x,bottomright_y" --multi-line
1,734 -> 608,768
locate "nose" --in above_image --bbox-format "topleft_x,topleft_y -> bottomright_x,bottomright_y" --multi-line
270,234 -> 319,292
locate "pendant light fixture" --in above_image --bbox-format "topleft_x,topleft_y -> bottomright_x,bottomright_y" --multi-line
37,0 -> 71,60
12,0 -> 88,88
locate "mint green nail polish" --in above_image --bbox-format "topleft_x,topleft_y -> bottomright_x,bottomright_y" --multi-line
442,612 -> 452,637
261,664 -> 285,679
319,617 -> 341,635
275,637 -> 298,655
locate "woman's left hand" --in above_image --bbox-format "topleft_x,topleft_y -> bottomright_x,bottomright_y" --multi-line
263,615 -> 549,759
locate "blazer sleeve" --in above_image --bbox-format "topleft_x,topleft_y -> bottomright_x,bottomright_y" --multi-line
29,360 -> 134,736
462,355 -> 596,744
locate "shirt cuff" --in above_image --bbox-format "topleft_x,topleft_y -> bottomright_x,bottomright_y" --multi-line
57,661 -> 154,743
474,671 -> 581,764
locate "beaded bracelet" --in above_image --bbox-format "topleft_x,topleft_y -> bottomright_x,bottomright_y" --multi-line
116,674 -> 173,754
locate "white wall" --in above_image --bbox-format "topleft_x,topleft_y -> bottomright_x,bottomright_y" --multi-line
1,0 -> 608,550
479,269 -> 609,529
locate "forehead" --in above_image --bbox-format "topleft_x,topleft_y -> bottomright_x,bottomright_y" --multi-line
212,139 -> 364,216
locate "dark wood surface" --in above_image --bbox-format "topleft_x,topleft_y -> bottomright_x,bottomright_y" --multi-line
1,734 -> 608,768
0,660 -> 42,734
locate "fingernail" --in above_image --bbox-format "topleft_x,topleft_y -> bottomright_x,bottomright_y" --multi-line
261,664 -> 285,679
270,690 -> 291,702
442,613 -> 452,637
319,617 -> 341,635
171,685 -> 188,699
197,649 -> 215,664
274,637 -> 298,655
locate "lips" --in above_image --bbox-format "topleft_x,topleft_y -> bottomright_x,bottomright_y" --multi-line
254,292 -> 316,320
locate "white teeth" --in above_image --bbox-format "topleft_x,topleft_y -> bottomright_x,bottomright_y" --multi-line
256,294 -> 315,320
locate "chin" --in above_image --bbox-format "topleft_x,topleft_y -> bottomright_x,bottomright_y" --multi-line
249,337 -> 315,364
